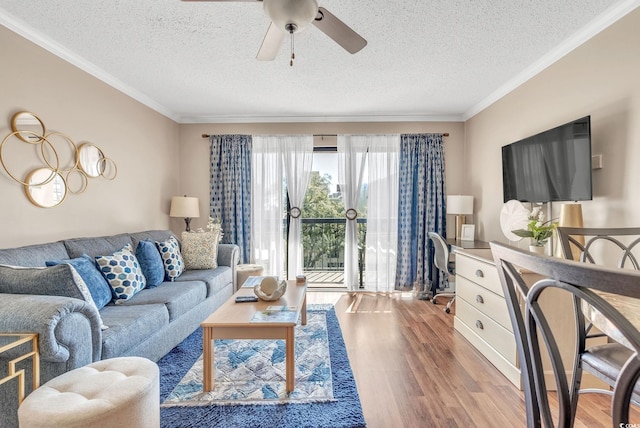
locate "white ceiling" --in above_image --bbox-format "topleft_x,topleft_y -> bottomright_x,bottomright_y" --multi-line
0,0 -> 638,123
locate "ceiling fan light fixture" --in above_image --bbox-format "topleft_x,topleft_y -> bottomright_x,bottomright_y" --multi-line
263,0 -> 318,33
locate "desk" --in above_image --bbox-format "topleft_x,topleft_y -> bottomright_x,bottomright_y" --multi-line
446,239 -> 491,252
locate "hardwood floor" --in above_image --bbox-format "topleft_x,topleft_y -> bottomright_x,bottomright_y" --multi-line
307,291 -> 639,427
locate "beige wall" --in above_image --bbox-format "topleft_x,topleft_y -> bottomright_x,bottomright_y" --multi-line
178,122 -> 466,237
0,26 -> 180,247
465,8 -> 640,244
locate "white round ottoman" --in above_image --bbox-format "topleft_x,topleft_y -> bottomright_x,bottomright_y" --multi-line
18,356 -> 159,428
236,263 -> 264,289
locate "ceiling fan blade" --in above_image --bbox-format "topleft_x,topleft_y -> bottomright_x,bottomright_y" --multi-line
312,7 -> 367,54
256,22 -> 284,61
181,1 -> 259,2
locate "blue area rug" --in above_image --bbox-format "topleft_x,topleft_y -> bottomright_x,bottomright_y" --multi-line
158,304 -> 366,427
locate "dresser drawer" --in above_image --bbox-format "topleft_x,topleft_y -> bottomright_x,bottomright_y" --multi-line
455,253 -> 503,296
456,276 -> 513,332
456,298 -> 517,365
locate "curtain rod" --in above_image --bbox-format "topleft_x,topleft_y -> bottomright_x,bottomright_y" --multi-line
201,133 -> 450,138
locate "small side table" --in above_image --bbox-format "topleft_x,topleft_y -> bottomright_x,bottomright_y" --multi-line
0,333 -> 39,404
236,264 -> 264,290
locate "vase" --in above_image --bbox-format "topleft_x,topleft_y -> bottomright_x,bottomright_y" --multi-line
529,244 -> 546,255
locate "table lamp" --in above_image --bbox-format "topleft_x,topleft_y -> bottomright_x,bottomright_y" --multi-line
447,195 -> 473,240
170,195 -> 200,232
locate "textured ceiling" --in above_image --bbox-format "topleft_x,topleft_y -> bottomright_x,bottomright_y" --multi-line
0,0 -> 638,123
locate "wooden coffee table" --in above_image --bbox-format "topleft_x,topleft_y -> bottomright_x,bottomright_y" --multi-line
201,279 -> 307,393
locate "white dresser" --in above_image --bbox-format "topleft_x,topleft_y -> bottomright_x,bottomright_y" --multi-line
453,248 -> 604,390
453,249 -> 522,387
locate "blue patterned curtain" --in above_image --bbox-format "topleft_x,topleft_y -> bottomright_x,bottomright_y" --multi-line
396,134 -> 446,295
210,135 -> 252,263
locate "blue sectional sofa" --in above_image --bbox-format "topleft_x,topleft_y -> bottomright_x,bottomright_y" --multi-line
0,229 -> 239,428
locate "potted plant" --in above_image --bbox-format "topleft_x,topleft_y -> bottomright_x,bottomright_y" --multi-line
511,206 -> 557,254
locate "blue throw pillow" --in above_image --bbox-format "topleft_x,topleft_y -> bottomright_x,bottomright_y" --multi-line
95,244 -> 146,303
136,239 -> 165,288
46,254 -> 112,309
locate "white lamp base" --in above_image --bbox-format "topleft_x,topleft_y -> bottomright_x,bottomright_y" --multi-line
455,215 -> 466,240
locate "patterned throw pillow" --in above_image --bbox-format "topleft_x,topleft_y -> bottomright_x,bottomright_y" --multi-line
155,236 -> 184,281
181,227 -> 222,270
95,244 -> 146,303
67,265 -> 108,329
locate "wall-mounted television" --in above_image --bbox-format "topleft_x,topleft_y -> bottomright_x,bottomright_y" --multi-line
502,116 -> 593,203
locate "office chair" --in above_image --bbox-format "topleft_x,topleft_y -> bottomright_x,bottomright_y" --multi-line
428,232 -> 455,314
492,241 -> 640,427
556,227 -> 640,414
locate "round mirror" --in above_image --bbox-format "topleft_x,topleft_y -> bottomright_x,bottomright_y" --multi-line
78,144 -> 104,177
11,112 -> 46,144
24,168 -> 67,208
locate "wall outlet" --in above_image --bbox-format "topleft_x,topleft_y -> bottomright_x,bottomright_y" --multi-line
592,154 -> 603,169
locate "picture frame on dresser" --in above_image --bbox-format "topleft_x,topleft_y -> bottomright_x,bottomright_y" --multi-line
461,224 -> 475,241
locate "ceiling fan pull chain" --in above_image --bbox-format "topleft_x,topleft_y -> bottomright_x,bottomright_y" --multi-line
290,31 -> 295,67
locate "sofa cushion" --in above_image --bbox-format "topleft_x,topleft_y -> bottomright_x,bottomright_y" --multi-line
177,267 -> 232,298
181,229 -> 221,270
0,263 -> 107,329
99,303 -> 169,359
129,230 -> 177,252
64,234 -> 133,259
95,245 -> 146,303
155,236 -> 184,281
0,242 -> 69,267
46,255 -> 113,309
136,240 -> 165,288
117,281 -> 207,321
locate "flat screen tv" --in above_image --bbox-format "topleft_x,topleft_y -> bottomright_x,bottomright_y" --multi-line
502,116 -> 592,203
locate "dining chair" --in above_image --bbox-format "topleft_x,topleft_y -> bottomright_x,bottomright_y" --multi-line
557,227 -> 640,406
428,232 -> 455,313
491,241 -> 640,427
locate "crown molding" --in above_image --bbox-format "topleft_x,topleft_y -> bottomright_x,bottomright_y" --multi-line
0,9 -> 180,122
177,113 -> 464,124
463,0 -> 640,121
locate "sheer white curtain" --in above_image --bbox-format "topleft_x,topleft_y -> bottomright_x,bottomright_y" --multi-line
365,135 -> 400,292
338,135 -> 369,291
251,136 -> 285,276
282,136 -> 314,278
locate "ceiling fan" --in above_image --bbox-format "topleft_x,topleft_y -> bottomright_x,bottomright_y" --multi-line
182,0 -> 367,65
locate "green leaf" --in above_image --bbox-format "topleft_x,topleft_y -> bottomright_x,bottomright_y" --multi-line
511,229 -> 533,238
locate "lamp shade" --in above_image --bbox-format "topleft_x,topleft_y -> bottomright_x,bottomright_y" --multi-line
170,196 -> 200,218
447,195 -> 473,215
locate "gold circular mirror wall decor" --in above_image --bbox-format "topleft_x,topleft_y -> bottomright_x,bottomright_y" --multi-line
98,157 -> 118,180
78,143 -> 104,177
11,112 -> 45,143
1,131 -> 59,186
42,132 -> 78,173
66,169 -> 88,194
24,167 -> 67,208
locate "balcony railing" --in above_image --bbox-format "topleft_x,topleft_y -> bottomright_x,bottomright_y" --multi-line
292,218 -> 366,287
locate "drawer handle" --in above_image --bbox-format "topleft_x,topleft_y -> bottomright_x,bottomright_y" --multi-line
475,269 -> 484,278
476,320 -> 484,330
475,295 -> 484,304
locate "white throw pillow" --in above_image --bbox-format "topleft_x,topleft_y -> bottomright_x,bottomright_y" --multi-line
181,226 -> 222,270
